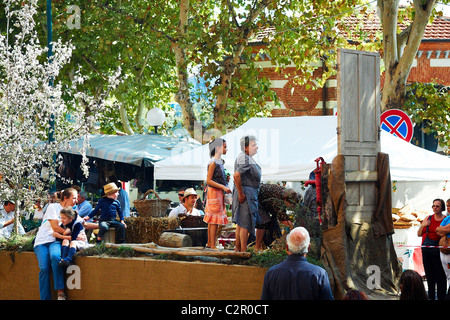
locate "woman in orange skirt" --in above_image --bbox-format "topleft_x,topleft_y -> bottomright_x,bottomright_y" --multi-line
204,138 -> 231,249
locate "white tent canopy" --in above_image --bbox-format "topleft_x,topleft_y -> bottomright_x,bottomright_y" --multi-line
154,116 -> 450,182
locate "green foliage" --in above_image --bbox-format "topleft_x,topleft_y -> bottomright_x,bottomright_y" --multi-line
29,0 -> 371,134
32,0 -> 178,134
0,235 -> 35,253
404,82 -> 450,152
246,247 -> 323,268
5,0 -> 447,136
76,243 -> 138,258
247,248 -> 288,268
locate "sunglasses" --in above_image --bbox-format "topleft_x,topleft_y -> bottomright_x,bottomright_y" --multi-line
178,193 -> 184,197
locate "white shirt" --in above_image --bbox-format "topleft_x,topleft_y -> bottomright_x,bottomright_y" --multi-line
0,208 -> 25,238
168,203 -> 201,218
34,203 -> 63,247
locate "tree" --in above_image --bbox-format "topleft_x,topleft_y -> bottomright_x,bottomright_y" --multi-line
0,0 -> 119,235
377,0 -> 449,111
165,0 -> 365,136
36,0 -> 367,139
338,1 -> 450,150
29,0 -> 177,136
404,82 -> 450,151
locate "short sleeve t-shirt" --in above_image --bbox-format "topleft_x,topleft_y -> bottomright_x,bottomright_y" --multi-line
440,216 -> 450,238
34,203 -> 63,247
234,152 -> 261,189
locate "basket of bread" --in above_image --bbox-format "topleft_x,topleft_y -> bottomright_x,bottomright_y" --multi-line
392,204 -> 428,229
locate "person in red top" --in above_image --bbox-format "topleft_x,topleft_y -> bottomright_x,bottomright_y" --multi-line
417,198 -> 447,300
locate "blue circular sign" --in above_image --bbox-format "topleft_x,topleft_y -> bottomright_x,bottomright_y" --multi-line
380,109 -> 413,142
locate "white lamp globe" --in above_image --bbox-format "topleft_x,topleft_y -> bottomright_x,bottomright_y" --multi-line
146,107 -> 166,126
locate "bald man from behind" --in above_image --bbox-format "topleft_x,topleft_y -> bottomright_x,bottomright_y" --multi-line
261,227 -> 333,300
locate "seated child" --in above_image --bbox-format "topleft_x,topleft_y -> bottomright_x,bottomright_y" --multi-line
54,207 -> 89,268
84,182 -> 127,244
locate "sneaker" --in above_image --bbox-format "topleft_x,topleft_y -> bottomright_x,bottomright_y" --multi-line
57,292 -> 66,300
58,259 -> 71,268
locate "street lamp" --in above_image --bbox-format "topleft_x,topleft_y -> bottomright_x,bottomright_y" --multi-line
146,107 -> 166,134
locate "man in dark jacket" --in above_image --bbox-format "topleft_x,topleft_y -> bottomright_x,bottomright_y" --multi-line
260,227 -> 333,300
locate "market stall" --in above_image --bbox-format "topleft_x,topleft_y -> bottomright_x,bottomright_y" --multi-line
58,133 -> 200,193
392,204 -> 428,275
63,133 -> 200,167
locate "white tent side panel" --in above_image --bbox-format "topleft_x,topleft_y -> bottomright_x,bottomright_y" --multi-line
154,116 -> 450,182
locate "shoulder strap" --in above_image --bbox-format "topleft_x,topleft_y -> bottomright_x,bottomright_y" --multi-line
426,215 -> 432,234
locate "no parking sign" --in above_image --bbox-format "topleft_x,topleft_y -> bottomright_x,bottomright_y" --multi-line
380,109 -> 413,142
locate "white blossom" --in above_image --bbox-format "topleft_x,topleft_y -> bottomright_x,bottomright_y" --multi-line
0,0 -> 121,234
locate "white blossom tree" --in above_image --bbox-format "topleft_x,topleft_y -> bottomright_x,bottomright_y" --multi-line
0,0 -> 120,235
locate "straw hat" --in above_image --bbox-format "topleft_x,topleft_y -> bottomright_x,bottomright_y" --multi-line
103,182 -> 120,197
183,188 -> 198,199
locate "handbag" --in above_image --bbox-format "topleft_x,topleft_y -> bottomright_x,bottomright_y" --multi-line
439,236 -> 450,255
422,235 -> 439,247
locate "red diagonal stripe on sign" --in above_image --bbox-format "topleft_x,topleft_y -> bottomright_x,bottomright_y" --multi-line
382,118 -> 405,138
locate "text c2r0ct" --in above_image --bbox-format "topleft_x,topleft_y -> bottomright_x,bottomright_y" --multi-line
225,304 -> 269,315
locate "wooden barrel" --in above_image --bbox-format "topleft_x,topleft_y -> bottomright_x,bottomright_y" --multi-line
159,232 -> 193,248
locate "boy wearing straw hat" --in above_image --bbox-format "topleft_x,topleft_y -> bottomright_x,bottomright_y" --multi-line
84,183 -> 127,244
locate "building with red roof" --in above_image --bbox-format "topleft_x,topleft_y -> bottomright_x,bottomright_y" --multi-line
250,14 -> 450,117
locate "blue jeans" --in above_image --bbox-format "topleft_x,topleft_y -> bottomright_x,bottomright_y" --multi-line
98,220 -> 126,243
34,241 -> 64,300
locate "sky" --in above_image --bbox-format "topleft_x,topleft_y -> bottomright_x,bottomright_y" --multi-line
436,2 -> 450,16
400,0 -> 450,16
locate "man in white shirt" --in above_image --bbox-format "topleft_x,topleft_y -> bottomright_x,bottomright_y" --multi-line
168,188 -> 201,218
168,187 -> 186,217
0,200 -> 25,238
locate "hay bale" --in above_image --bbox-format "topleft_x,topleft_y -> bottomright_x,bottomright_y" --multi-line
124,217 -> 180,244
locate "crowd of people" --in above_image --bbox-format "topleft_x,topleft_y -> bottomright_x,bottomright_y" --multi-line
21,134 -> 307,300
4,134 -> 450,301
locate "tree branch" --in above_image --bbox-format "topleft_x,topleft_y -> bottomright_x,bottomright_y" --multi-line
226,0 -> 240,29
99,1 -> 175,42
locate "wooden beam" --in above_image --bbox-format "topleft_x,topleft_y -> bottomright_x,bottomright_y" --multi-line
105,243 -> 252,259
345,170 -> 378,182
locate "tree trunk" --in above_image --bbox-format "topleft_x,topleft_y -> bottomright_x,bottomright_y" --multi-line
159,232 -> 193,247
213,0 -> 271,132
379,0 -> 437,111
173,0 -> 197,138
13,198 -> 20,236
119,104 -> 134,135
214,55 -> 244,132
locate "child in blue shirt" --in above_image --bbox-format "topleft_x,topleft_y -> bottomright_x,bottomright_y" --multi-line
53,207 -> 89,267
84,183 -> 127,244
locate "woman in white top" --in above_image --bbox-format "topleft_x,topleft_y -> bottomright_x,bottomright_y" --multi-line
33,188 -> 78,300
